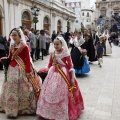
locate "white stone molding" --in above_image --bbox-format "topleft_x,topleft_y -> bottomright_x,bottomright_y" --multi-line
7,0 -> 19,6
52,12 -> 56,17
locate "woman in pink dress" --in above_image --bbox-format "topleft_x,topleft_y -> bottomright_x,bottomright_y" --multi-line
37,36 -> 84,120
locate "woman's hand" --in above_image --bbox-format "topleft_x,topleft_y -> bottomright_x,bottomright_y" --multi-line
26,73 -> 30,78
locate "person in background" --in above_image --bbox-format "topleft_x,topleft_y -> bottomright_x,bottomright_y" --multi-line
83,29 -> 97,62
96,36 -> 105,68
102,29 -> 112,55
35,30 -> 40,60
24,30 -> 31,53
71,32 -> 90,75
29,28 -> 36,62
45,30 -> 51,55
19,26 -> 25,33
37,30 -> 46,60
60,31 -> 65,38
64,30 -> 71,47
0,36 -> 8,70
51,30 -> 57,42
3,36 -> 9,56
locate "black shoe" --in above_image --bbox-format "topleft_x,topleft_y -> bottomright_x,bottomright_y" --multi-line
99,65 -> 102,68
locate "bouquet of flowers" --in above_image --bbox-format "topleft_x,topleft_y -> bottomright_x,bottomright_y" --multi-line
80,49 -> 87,59
0,57 -> 11,82
37,67 -> 48,83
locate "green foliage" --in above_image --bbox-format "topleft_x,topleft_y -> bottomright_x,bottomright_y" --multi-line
32,18 -> 39,23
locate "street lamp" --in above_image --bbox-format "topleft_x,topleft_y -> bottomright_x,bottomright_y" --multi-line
31,5 -> 40,30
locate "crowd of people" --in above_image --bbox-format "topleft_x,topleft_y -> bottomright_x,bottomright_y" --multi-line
110,31 -> 120,46
0,26 -> 115,120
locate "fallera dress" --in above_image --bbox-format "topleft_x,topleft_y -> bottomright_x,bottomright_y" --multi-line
36,48 -> 84,120
0,41 -> 41,117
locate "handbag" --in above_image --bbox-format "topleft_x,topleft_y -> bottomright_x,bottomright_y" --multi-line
37,67 -> 48,83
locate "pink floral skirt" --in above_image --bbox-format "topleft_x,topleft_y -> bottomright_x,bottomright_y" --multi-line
36,66 -> 84,120
0,65 -> 37,117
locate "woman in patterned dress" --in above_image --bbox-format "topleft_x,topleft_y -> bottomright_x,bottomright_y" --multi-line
0,28 -> 41,118
36,36 -> 84,120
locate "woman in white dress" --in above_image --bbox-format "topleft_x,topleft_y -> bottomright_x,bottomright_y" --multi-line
102,30 -> 112,55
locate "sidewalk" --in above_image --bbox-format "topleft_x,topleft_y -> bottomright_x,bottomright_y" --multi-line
0,44 -> 120,120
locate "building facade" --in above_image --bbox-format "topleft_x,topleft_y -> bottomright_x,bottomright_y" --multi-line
0,0 -> 76,36
65,0 -> 95,31
81,8 -> 95,30
65,0 -> 82,31
95,0 -> 120,30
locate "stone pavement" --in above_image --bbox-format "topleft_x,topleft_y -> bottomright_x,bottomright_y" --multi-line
0,44 -> 120,120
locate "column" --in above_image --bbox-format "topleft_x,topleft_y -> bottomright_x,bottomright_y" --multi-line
3,0 -> 9,36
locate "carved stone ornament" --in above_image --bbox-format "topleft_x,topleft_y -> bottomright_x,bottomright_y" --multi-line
7,0 -> 19,6
52,12 -> 56,17
96,3 -> 100,8
113,4 -> 120,10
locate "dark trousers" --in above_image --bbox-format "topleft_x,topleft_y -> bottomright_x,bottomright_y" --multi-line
35,48 -> 44,60
0,62 -> 3,70
97,51 -> 103,58
35,48 -> 40,60
31,48 -> 35,60
40,49 -> 44,60
46,42 -> 50,55
0,49 -> 6,70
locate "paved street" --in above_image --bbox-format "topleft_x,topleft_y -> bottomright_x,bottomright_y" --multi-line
0,44 -> 120,120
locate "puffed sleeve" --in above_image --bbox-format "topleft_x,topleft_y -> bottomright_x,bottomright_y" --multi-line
24,46 -> 31,73
47,54 -> 53,69
66,56 -> 74,72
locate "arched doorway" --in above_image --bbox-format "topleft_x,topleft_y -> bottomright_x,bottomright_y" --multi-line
57,20 -> 62,32
100,7 -> 106,17
0,10 -> 2,35
22,11 -> 31,29
44,16 -> 50,31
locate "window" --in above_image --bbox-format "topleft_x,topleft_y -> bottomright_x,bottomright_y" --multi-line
76,20 -> 78,23
100,10 -> 106,17
72,3 -> 74,7
22,11 -> 30,20
82,12 -> 84,16
87,12 -> 89,17
100,7 -> 106,17
87,19 -> 91,22
44,17 -> 49,24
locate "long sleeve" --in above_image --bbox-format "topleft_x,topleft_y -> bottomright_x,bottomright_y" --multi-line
66,56 -> 74,71
47,55 -> 53,69
24,46 -> 31,73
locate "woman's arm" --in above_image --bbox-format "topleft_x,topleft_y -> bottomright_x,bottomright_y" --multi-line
66,56 -> 75,84
47,54 -> 53,69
